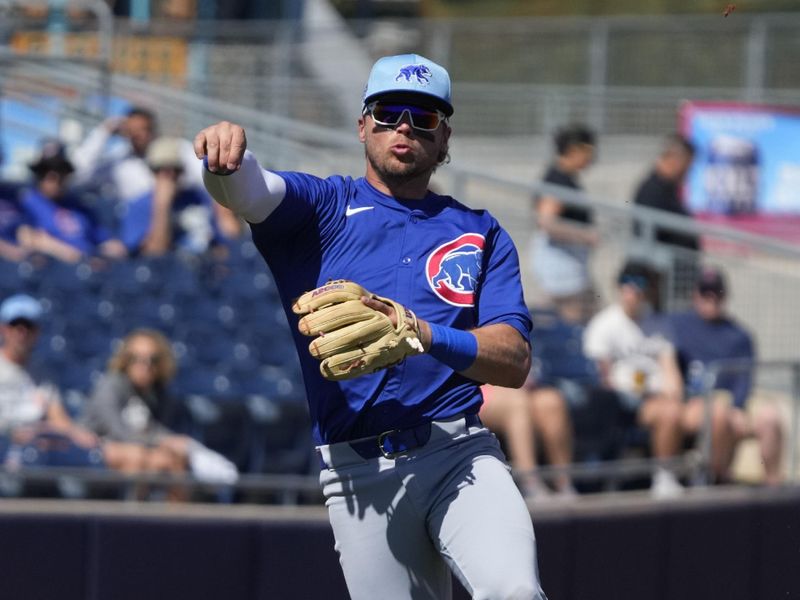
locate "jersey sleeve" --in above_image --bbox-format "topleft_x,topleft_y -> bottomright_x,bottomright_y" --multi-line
475,224 -> 531,344
250,171 -> 340,242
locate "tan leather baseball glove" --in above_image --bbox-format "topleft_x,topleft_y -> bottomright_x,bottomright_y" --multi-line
291,280 -> 424,381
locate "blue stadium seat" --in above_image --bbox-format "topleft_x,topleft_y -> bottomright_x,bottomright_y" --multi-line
530,315 -> 600,387
0,260 -> 25,298
171,367 -> 239,399
219,269 -> 278,305
245,395 -> 313,475
173,395 -> 253,471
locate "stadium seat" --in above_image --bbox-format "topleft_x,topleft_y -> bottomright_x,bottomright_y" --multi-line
173,395 -> 253,472
171,366 -> 239,399
245,394 -> 313,475
531,316 -> 600,387
0,260 -> 25,298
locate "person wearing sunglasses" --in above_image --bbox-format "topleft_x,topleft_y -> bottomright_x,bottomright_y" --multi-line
0,294 -> 149,476
195,54 -> 545,600
82,329 -> 238,497
19,139 -> 127,263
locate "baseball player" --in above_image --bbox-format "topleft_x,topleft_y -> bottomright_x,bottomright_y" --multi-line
195,54 -> 547,600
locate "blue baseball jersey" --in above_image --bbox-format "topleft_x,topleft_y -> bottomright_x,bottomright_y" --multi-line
0,195 -> 27,244
251,174 -> 531,444
21,188 -> 111,254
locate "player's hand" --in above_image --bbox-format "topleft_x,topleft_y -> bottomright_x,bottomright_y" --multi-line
193,121 -> 247,173
104,116 -> 125,135
361,296 -> 397,327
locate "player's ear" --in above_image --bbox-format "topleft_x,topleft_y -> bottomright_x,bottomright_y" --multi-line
441,122 -> 452,145
358,116 -> 367,143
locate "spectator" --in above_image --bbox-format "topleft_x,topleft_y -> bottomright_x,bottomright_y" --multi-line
71,107 -> 242,238
480,383 -> 575,500
632,134 -> 699,308
530,124 -> 599,323
119,137 -> 230,257
661,267 -> 783,485
81,329 -> 237,488
71,106 -> 162,204
0,184 -> 29,262
19,140 -> 126,262
0,294 -> 143,473
583,263 -> 686,498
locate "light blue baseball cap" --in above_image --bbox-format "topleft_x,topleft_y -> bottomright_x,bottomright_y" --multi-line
362,54 -> 454,116
0,294 -> 43,324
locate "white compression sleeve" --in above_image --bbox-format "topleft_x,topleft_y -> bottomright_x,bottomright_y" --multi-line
201,150 -> 287,224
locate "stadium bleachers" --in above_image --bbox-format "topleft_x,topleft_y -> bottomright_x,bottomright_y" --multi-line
1,239 -> 311,480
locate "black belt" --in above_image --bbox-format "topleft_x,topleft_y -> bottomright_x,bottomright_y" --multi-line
347,413 -> 482,460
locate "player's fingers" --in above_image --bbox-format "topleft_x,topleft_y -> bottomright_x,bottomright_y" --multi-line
204,130 -> 221,172
362,296 -> 397,327
227,127 -> 247,171
193,131 -> 208,159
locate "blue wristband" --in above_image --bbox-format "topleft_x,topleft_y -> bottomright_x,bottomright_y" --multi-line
427,323 -> 478,372
203,156 -> 235,176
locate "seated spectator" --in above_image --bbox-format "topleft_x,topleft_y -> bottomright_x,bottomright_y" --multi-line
0,294 -> 144,474
530,123 -> 600,323
0,185 -> 29,262
583,263 -> 686,498
481,383 -> 575,500
20,140 -> 127,262
660,267 -> 783,485
81,329 -> 237,489
119,137 -> 232,257
71,107 -> 242,238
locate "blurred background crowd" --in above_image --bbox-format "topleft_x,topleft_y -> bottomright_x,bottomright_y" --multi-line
0,0 -> 798,505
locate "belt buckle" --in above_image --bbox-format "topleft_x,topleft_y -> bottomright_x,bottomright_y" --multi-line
377,429 -> 405,459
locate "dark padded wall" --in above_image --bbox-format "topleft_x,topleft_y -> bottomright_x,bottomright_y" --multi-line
1,490 -> 798,600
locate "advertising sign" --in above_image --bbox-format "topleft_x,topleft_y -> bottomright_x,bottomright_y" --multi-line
681,101 -> 800,242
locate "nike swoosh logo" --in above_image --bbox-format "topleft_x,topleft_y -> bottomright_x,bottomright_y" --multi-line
345,205 -> 375,217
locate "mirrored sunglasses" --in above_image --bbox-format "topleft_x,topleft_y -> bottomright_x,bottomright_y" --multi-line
365,102 -> 446,132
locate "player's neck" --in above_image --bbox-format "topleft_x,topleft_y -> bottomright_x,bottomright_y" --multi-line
365,170 -> 431,200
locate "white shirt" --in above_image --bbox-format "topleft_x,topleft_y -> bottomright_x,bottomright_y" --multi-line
583,304 -> 673,396
71,126 -> 205,204
0,354 -> 57,430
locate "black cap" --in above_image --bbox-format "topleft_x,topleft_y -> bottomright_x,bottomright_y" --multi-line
28,139 -> 74,176
696,267 -> 726,297
617,262 -> 650,291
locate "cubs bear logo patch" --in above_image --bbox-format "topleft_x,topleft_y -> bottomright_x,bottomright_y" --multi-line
426,233 -> 485,307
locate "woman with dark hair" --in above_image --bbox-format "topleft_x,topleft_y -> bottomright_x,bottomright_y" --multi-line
531,124 -> 600,323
